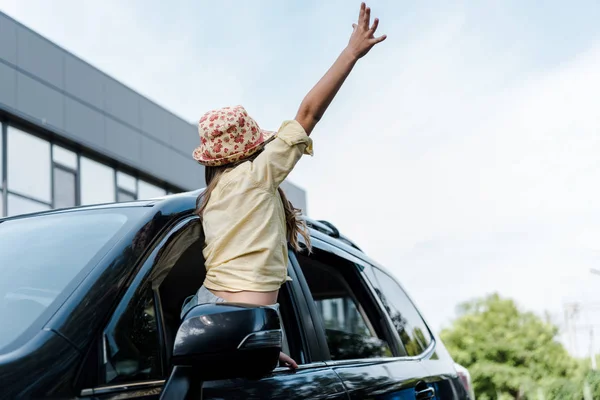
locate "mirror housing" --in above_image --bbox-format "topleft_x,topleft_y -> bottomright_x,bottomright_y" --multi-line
172,303 -> 282,380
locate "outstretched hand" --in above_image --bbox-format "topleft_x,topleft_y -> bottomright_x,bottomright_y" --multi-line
294,2 -> 387,135
347,2 -> 387,60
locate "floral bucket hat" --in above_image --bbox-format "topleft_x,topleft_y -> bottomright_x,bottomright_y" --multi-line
193,105 -> 275,167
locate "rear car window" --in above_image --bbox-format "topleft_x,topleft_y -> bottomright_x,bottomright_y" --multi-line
298,250 -> 393,360
371,268 -> 433,356
0,208 -> 144,351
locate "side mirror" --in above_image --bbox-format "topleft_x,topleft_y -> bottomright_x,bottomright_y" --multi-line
161,303 -> 282,400
160,303 -> 282,399
174,302 -> 282,375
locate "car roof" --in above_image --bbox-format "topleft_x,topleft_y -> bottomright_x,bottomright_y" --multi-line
0,199 -> 156,223
0,189 -> 390,274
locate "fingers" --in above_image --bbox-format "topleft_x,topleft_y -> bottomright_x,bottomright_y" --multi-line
358,2 -> 365,25
369,17 -> 379,35
352,23 -> 357,31
279,352 -> 298,370
287,358 -> 298,369
363,6 -> 371,30
370,34 -> 387,45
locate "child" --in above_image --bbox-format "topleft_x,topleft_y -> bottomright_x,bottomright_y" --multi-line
185,2 -> 386,369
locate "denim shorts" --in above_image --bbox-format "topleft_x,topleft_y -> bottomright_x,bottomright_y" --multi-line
180,285 -> 280,320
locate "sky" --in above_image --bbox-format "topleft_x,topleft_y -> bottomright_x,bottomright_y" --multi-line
2,0 -> 600,355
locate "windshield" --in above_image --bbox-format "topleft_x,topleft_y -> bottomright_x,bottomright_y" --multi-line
0,208 -> 146,351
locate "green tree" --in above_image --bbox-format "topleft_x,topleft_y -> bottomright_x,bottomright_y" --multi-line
440,293 -> 584,399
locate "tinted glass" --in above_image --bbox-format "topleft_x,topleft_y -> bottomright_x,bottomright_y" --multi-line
80,157 -> 116,205
316,297 -> 372,336
53,146 -> 77,169
104,285 -> 162,384
7,127 -> 51,202
0,209 -> 141,351
53,166 -> 76,209
7,194 -> 51,217
372,269 -> 432,356
299,253 -> 392,360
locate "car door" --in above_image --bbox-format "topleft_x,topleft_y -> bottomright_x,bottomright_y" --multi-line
79,216 -> 347,399
196,256 -> 348,400
290,235 -> 434,399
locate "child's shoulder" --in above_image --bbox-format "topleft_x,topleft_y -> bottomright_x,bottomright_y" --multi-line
218,161 -> 256,190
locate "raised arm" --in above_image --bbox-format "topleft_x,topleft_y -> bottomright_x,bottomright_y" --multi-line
295,2 -> 387,135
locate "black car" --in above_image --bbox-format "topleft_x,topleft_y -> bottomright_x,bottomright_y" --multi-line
0,190 -> 472,399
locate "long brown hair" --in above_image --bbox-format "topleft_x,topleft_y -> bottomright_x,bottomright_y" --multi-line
195,152 -> 312,253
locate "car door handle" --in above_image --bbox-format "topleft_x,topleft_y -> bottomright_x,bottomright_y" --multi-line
415,386 -> 435,399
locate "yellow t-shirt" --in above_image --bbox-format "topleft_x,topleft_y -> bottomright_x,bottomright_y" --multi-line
202,120 -> 313,292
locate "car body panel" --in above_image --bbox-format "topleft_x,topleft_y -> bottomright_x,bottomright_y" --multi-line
200,364 -> 347,400
0,330 -> 81,398
0,192 -> 468,399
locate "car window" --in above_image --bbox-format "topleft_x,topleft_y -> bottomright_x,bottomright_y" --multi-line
371,268 -> 433,356
0,208 -> 144,353
297,250 -> 393,361
103,283 -> 162,384
102,217 -> 305,385
153,220 -> 305,367
98,218 -> 203,388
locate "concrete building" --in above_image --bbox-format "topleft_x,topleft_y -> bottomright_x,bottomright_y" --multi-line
0,11 -> 306,218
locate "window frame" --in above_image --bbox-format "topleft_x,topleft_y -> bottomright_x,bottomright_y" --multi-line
101,281 -> 164,385
0,117 -> 181,218
88,216 -> 316,396
291,236 -> 402,363
92,216 -> 198,393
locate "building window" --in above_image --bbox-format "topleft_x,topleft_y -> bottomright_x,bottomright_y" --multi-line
7,127 -> 52,203
1,121 -> 4,190
80,157 -> 116,206
0,121 -> 179,218
53,166 -> 77,209
116,171 -> 137,202
116,190 -> 136,202
53,146 -> 78,170
1,121 -> 4,217
52,146 -> 78,209
138,180 -> 166,200
7,193 -> 51,216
